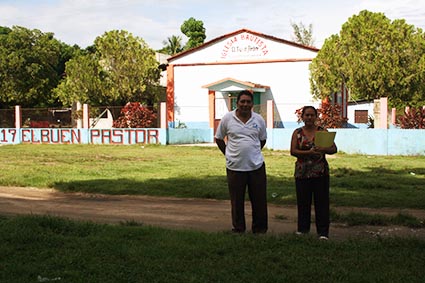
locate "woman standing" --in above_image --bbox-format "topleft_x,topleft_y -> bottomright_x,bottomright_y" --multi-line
290,106 -> 337,240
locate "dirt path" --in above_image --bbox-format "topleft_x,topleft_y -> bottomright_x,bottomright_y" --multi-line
0,186 -> 424,240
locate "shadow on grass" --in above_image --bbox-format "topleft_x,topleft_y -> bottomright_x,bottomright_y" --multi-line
51,175 -> 296,203
51,165 -> 425,209
330,209 -> 425,228
331,166 -> 425,209
52,176 -> 230,199
332,166 -> 424,189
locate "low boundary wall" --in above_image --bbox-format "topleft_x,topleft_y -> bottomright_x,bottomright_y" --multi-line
1,128 -> 424,155
267,128 -> 425,155
0,128 -> 167,145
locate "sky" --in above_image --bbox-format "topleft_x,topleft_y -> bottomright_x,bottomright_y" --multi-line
1,0 -> 425,50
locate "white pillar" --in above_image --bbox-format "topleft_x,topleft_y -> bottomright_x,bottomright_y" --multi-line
379,97 -> 388,129
266,100 -> 274,129
15,105 -> 21,129
83,104 -> 90,129
160,102 -> 167,129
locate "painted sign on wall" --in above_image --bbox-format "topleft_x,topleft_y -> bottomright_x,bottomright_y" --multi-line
0,128 -> 165,145
220,32 -> 270,59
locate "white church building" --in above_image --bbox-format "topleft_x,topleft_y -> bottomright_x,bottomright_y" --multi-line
165,28 -> 321,132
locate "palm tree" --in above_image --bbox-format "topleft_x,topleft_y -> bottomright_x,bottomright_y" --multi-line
161,35 -> 183,55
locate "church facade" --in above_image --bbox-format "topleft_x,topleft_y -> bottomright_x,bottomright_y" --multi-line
166,29 -> 320,132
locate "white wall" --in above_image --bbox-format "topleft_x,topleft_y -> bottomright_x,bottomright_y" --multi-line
173,61 -> 320,125
347,102 -> 374,124
170,31 -> 317,64
169,30 -> 319,128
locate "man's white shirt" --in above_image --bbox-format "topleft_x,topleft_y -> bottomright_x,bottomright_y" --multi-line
215,110 -> 267,171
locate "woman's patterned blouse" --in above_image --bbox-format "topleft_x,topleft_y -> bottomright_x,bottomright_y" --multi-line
294,127 -> 329,179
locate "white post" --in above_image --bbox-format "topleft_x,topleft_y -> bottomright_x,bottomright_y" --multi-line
15,105 -> 21,129
379,97 -> 388,129
83,104 -> 90,129
266,100 -> 274,129
160,102 -> 167,129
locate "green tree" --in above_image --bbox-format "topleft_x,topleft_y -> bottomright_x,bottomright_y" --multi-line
181,17 -> 206,50
55,30 -> 161,106
0,26 -> 63,108
309,34 -> 344,98
309,10 -> 425,108
0,26 -> 11,35
54,52 -> 103,106
291,21 -> 315,47
57,42 -> 82,79
158,35 -> 183,55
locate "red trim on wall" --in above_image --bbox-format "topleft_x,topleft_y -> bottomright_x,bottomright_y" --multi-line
166,65 -> 175,126
171,58 -> 314,68
208,90 -> 215,128
167,28 -> 319,63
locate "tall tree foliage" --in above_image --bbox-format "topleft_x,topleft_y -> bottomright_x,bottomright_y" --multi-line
309,10 -> 425,108
159,35 -> 183,55
0,26 -> 63,108
180,17 -> 206,50
0,26 -> 11,35
291,21 -> 315,47
55,30 -> 161,106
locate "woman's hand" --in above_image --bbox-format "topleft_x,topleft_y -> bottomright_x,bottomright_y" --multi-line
310,146 -> 324,155
313,144 -> 337,155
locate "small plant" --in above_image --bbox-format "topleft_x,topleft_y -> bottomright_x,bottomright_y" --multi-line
175,120 -> 187,129
367,115 -> 374,128
113,102 -> 157,128
397,107 -> 425,129
318,101 -> 348,128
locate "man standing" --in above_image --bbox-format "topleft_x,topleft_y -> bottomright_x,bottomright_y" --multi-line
215,90 -> 268,234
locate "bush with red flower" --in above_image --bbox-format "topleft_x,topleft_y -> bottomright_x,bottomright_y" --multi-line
397,107 -> 425,129
295,101 -> 348,128
113,102 -> 157,128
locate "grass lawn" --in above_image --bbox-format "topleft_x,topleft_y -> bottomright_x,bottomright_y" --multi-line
0,144 -> 424,208
0,144 -> 424,282
0,215 -> 424,283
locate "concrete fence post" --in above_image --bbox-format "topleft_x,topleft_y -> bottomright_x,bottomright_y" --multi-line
379,97 -> 388,129
83,104 -> 90,129
160,102 -> 167,129
267,100 -> 274,129
15,105 -> 21,129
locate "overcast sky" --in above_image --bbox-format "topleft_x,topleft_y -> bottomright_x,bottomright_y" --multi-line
1,0 -> 424,50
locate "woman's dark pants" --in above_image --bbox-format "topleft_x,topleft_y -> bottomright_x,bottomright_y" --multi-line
295,175 -> 330,237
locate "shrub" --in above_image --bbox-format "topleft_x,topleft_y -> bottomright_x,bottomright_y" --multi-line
397,107 -> 425,129
295,101 -> 348,128
113,102 -> 157,128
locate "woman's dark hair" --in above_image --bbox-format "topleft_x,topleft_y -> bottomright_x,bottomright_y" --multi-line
301,106 -> 318,116
237,90 -> 253,102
